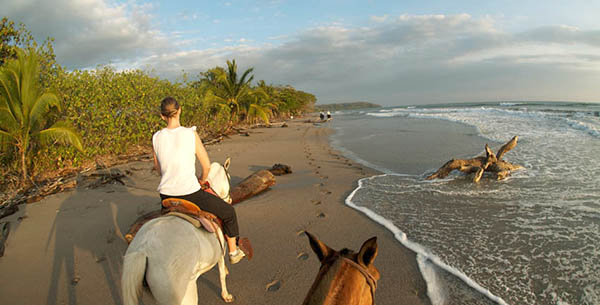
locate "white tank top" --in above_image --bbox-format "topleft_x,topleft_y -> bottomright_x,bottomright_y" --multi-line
152,126 -> 201,196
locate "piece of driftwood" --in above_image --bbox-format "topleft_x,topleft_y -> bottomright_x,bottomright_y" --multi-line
203,136 -> 224,145
426,136 -> 523,183
0,222 -> 10,257
1,176 -> 78,209
87,169 -> 127,188
269,164 -> 292,176
0,205 -> 18,220
230,170 -> 276,204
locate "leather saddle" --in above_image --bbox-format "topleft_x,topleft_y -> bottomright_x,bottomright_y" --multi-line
125,198 -> 254,261
124,198 -> 223,244
161,198 -> 224,233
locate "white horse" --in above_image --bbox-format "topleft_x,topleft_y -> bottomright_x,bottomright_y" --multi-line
122,158 -> 233,305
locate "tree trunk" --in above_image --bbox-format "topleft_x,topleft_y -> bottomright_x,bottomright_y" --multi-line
230,170 -> 276,204
20,146 -> 27,183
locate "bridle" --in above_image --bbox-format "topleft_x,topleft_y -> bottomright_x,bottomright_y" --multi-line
320,253 -> 378,305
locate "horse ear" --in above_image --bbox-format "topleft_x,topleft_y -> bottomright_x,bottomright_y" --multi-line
224,157 -> 231,170
305,231 -> 332,262
358,237 -> 378,267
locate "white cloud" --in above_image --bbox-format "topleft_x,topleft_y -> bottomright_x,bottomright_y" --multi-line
4,2 -> 600,104
4,0 -> 169,69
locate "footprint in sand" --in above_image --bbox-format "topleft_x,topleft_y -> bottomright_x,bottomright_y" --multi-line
297,252 -> 309,260
320,189 -> 332,195
266,280 -> 281,292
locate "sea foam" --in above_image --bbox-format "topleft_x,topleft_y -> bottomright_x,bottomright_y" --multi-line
345,174 -> 509,305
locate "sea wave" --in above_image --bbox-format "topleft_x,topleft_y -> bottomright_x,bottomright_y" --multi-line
345,174 -> 509,305
333,102 -> 600,305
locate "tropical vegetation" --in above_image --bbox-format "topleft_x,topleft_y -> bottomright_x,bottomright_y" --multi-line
0,17 -> 316,190
0,49 -> 83,182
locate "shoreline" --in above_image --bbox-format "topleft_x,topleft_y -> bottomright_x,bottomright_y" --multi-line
0,118 -> 430,305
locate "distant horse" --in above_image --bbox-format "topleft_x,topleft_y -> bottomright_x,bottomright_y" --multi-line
122,158 -> 234,305
303,232 -> 380,305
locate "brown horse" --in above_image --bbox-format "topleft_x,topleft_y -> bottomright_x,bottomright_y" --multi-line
303,232 -> 380,305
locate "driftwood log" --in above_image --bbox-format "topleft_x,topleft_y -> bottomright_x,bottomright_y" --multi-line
230,170 -> 276,204
0,205 -> 18,220
0,222 -> 10,257
269,164 -> 292,176
426,136 -> 523,183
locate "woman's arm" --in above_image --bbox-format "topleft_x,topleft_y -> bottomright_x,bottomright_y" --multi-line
195,131 -> 211,182
152,150 -> 161,175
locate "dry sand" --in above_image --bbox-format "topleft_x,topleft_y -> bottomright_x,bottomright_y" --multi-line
0,118 -> 430,305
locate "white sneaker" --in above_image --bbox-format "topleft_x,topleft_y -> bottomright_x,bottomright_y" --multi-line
229,248 -> 245,264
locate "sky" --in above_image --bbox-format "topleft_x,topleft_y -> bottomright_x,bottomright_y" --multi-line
4,0 -> 600,106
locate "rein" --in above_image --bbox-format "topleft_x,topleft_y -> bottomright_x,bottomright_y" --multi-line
320,254 -> 378,305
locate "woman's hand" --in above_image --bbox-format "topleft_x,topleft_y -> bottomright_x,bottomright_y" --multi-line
198,178 -> 211,190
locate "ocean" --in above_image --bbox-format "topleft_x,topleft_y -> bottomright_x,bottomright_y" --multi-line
328,102 -> 600,305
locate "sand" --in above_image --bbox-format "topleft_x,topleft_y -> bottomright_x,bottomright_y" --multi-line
0,118 -> 430,305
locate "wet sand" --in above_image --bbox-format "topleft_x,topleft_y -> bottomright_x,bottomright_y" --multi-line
0,118 -> 430,305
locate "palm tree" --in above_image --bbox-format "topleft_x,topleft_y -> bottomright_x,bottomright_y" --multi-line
0,49 -> 83,182
202,59 -> 254,128
245,86 -> 278,125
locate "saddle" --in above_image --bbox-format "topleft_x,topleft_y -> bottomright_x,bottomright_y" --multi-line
161,198 -> 224,232
124,198 -> 223,244
125,198 -> 254,261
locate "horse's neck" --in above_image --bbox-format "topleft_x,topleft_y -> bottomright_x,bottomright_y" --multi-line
303,260 -> 372,305
207,163 -> 230,199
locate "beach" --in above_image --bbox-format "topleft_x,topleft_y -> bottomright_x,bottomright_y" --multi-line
0,118 -> 430,305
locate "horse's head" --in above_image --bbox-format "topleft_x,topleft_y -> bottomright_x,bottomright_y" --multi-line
303,232 -> 380,305
207,157 -> 232,203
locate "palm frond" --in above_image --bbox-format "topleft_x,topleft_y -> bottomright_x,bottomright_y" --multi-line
0,66 -> 24,125
0,107 -> 19,133
0,129 -> 16,152
204,90 -> 227,105
28,92 -> 60,127
248,104 -> 270,125
37,121 -> 84,152
20,50 -> 41,118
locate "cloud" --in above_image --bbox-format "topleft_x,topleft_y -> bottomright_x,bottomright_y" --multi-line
4,2 -> 600,104
4,0 -> 169,69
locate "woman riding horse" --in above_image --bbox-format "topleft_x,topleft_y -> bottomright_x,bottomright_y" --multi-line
152,96 -> 246,264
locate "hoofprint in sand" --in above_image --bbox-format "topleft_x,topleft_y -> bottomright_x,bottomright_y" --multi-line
0,119 -> 429,305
